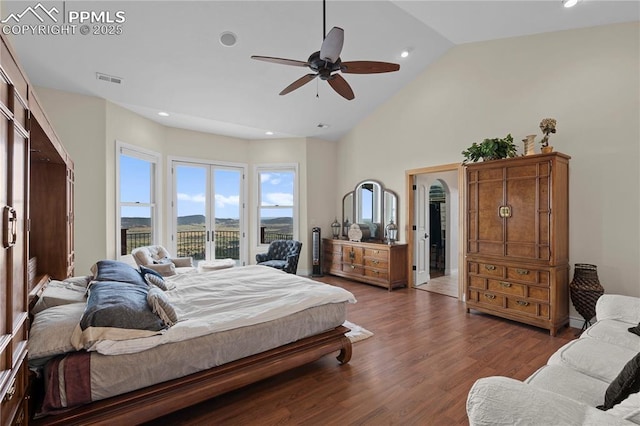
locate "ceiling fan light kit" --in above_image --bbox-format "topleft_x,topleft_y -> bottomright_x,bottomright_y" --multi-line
251,1 -> 400,100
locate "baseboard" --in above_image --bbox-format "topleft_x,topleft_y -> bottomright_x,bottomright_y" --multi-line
569,315 -> 588,330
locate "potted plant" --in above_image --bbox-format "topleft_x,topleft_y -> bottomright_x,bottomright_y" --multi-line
462,134 -> 517,163
539,118 -> 557,153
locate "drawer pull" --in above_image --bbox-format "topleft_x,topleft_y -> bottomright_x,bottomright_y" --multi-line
516,300 -> 530,307
499,281 -> 512,288
374,250 -> 379,254
350,265 -> 355,269
372,259 -> 379,265
516,269 -> 530,275
4,377 -> 16,401
485,265 -> 496,271
484,293 -> 496,300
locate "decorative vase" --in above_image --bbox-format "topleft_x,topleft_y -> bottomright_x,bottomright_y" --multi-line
522,135 -> 536,156
570,263 -> 604,334
541,146 -> 553,154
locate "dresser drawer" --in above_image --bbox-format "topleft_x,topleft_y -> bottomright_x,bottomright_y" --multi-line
342,263 -> 364,276
469,290 -> 504,308
365,268 -> 389,282
468,275 -> 486,290
506,298 -> 550,319
487,279 -> 525,297
468,261 -> 505,278
364,247 -> 388,260
342,247 -> 363,264
364,257 -> 388,269
1,361 -> 26,426
506,267 -> 550,286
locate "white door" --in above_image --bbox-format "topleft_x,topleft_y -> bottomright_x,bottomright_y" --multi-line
414,175 -> 430,285
172,161 -> 246,265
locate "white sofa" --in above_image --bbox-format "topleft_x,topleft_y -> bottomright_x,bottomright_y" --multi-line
467,294 -> 640,425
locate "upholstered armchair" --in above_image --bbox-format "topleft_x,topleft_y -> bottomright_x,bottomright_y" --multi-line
131,245 -> 195,276
255,240 -> 302,274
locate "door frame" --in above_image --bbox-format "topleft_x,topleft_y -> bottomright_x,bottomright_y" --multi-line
405,163 -> 465,299
167,155 -> 248,266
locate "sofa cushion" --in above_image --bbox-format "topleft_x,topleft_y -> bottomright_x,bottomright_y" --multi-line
467,376 -> 633,426
526,365 -> 609,408
598,353 -> 640,411
583,319 -> 640,352
608,392 -> 640,423
547,338 -> 639,383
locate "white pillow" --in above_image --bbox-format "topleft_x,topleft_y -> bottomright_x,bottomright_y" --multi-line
608,392 -> 640,422
29,303 -> 85,360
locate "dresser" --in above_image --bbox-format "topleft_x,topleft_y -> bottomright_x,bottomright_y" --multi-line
464,152 -> 570,336
322,239 -> 408,290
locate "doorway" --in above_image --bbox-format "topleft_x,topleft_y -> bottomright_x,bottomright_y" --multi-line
169,159 -> 247,266
406,164 -> 463,298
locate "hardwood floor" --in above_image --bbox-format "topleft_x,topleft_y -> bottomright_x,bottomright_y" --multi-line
151,276 -> 577,425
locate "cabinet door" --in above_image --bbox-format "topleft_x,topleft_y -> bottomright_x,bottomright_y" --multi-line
467,165 -> 504,256
504,161 -> 551,261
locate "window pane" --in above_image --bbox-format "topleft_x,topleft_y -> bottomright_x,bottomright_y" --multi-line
260,208 -> 293,243
214,169 -> 241,261
120,155 -> 152,203
175,165 -> 207,260
121,206 -> 152,254
259,171 -> 294,207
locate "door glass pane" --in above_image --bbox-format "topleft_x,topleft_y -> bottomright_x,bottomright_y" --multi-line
121,206 -> 152,253
176,165 -> 206,260
214,169 -> 241,261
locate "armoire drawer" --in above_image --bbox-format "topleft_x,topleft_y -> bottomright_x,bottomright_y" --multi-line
506,298 -> 550,319
506,267 -> 550,286
487,279 -> 526,297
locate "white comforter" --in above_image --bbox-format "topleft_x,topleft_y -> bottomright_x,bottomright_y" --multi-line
92,265 -> 356,355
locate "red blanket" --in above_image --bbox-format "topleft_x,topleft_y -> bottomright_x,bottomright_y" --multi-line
41,352 -> 92,415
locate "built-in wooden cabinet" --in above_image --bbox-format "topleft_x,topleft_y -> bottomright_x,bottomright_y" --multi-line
323,238 -> 408,290
0,32 -> 73,425
0,34 -> 30,426
464,152 -> 570,336
29,108 -> 75,281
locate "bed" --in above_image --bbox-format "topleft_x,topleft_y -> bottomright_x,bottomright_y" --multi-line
28,261 -> 356,425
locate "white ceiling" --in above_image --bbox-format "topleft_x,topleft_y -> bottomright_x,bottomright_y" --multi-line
3,1 -> 638,141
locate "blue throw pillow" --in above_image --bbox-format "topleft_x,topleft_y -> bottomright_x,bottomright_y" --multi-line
93,260 -> 147,287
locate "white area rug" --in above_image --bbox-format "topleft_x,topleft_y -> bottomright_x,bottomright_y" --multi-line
343,320 -> 373,343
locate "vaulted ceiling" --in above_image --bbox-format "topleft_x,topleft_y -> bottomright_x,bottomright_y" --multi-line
3,1 -> 638,141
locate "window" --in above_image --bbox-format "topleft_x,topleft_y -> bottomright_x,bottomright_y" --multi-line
116,142 -> 160,257
256,164 -> 297,245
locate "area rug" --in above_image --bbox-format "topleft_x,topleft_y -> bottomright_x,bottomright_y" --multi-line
343,320 -> 373,343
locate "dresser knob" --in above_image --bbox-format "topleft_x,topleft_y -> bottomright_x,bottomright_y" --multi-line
499,281 -> 511,288
484,293 -> 496,300
516,269 -> 529,275
485,264 -> 496,271
516,300 -> 530,306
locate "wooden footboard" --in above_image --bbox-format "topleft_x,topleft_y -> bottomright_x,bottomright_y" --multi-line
32,326 -> 351,425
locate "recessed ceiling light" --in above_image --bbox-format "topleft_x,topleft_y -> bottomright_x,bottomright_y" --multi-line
317,123 -> 330,129
158,112 -> 169,117
563,0 -> 579,7
401,50 -> 410,58
265,131 -> 274,135
220,31 -> 238,47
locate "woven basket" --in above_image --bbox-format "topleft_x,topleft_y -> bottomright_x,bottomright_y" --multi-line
570,263 -> 604,322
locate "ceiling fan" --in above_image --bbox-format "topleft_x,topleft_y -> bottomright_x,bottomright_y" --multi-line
251,0 -> 400,101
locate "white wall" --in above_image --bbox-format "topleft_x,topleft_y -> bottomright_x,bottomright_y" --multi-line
338,22 -> 640,301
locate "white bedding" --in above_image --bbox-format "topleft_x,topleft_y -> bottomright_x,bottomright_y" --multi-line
86,265 -> 356,355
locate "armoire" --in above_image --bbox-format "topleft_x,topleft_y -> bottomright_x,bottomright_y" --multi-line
0,33 -> 74,425
464,152 -> 570,336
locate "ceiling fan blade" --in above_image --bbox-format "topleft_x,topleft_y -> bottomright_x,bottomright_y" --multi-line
320,27 -> 344,63
279,74 -> 318,96
341,61 -> 400,74
328,74 -> 355,100
251,56 -> 309,67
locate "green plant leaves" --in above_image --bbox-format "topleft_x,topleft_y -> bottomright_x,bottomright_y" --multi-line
462,134 -> 517,163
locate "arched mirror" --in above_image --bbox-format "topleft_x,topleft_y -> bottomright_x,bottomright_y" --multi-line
342,180 -> 399,241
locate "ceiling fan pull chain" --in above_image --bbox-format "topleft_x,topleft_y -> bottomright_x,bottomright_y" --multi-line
316,79 -> 319,98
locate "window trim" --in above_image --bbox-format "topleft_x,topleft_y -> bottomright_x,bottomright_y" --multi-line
115,140 -> 161,259
254,163 -> 298,248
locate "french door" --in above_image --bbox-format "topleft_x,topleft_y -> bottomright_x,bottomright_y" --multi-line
171,160 -> 246,265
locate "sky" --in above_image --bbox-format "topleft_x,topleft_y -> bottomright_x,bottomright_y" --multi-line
120,155 -> 294,220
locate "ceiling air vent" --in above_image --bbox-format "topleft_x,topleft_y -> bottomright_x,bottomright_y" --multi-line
96,72 -> 122,84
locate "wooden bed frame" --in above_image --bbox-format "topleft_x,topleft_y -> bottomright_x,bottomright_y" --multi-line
32,325 -> 352,425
